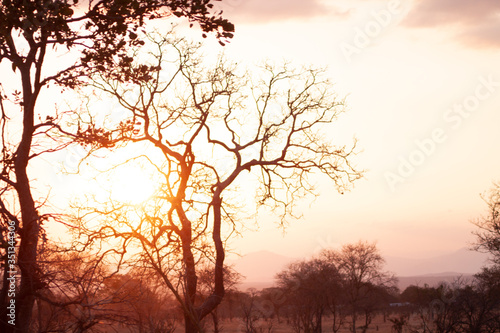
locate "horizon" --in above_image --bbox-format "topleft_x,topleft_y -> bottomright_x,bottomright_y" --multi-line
229,246 -> 492,292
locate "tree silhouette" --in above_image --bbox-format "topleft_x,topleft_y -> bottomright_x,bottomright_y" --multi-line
0,1 -> 232,331
321,241 -> 397,333
32,248 -> 138,332
276,258 -> 343,333
72,31 -> 362,332
473,182 -> 500,264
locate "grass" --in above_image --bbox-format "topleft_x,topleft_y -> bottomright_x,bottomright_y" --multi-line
173,313 -> 405,332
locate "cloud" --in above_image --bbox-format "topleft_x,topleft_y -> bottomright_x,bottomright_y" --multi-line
219,0 -> 349,23
404,0 -> 500,47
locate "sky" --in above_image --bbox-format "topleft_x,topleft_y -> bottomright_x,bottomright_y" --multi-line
202,0 -> 500,260
24,0 -> 500,263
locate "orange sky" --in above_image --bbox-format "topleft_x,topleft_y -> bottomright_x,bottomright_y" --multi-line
21,0 -> 500,261
211,0 -> 500,259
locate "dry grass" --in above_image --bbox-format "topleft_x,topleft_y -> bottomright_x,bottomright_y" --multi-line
173,314 -> 403,333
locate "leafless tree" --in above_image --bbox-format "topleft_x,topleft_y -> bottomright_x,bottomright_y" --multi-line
32,245 -> 180,333
197,264 -> 242,332
32,246 -> 136,332
72,30 -> 362,333
473,182 -> 500,264
239,289 -> 263,333
276,258 -> 343,333
0,1 -> 232,331
321,241 -> 397,333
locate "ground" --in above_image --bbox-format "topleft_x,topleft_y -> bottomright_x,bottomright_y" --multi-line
172,313 -> 411,332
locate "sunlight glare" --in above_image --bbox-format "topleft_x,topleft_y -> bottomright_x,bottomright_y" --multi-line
109,165 -> 157,205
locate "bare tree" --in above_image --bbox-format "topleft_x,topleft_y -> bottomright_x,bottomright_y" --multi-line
276,258 -> 343,333
473,182 -> 500,264
239,289 -> 263,333
197,264 -> 242,332
321,241 -> 397,333
105,272 -> 179,333
0,1 -> 233,331
32,247 -> 136,332
465,266 -> 500,333
72,30 -> 362,333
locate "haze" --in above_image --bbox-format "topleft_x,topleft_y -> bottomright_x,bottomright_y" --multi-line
211,0 -> 500,262
35,0 -> 500,267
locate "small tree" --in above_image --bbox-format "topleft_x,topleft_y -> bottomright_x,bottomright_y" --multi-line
73,30 -> 362,332
239,289 -> 263,333
33,247 -> 138,332
276,258 -> 343,333
322,241 -> 397,333
197,264 -> 242,332
473,182 -> 500,264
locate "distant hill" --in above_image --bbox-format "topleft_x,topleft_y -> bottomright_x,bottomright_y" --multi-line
385,248 -> 491,277
230,248 -> 492,291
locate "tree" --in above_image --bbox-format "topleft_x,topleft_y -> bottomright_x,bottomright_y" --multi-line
239,288 -> 264,333
276,258 -> 343,333
472,182 -> 500,264
103,272 -> 179,333
31,247 -> 140,332
197,264 -> 242,332
322,241 -> 397,333
259,287 -> 287,323
72,30 -> 362,333
441,266 -> 500,333
0,1 -> 233,331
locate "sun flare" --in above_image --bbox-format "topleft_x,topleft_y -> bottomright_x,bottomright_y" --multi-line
108,164 -> 157,205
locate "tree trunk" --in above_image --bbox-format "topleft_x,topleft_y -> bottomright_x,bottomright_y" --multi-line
177,184 -> 227,332
195,195 -> 226,321
13,67 -> 39,333
184,312 -> 201,333
211,310 -> 220,333
180,218 -> 201,332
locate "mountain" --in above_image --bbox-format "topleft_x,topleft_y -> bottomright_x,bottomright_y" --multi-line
385,248 -> 491,277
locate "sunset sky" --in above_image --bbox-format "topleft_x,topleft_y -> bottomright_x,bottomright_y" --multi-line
32,0 -> 500,263
210,0 -> 500,260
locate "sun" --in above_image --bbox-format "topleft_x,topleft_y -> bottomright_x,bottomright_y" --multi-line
108,164 -> 157,205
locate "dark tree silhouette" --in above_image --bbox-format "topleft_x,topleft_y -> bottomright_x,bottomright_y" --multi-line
473,182 -> 500,264
197,264 -> 242,332
72,31 -> 361,332
0,1 -> 232,331
321,241 -> 397,333
32,248 -> 139,332
276,258 -> 343,333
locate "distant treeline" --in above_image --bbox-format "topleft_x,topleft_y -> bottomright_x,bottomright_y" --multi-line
6,240 -> 497,333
